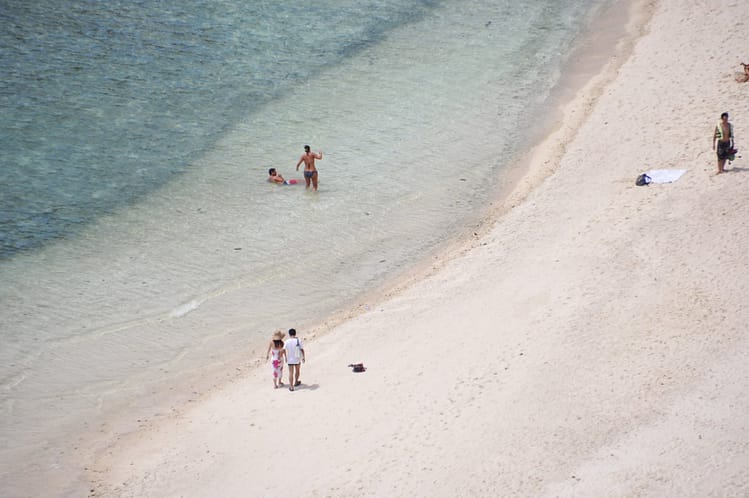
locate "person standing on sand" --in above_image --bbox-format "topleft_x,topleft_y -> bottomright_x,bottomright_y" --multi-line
713,112 -> 734,174
296,145 -> 322,190
284,328 -> 305,391
266,330 -> 287,389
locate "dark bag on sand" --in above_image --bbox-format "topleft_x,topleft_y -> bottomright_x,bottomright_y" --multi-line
635,173 -> 651,186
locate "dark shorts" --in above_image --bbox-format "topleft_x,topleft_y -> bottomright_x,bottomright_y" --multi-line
304,170 -> 316,179
717,141 -> 731,160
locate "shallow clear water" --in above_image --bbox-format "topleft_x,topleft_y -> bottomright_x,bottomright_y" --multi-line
0,0 -> 607,493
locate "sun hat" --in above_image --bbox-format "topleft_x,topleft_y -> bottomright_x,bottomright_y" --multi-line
272,330 -> 285,341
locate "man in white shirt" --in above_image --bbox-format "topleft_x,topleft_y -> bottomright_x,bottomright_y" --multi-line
284,328 -> 305,391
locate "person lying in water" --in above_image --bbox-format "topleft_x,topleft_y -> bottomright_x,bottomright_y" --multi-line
268,168 -> 297,185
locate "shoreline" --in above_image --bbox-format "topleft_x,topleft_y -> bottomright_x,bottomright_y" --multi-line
1,10 -> 610,493
87,0 -> 648,489
85,0 -> 652,490
2,5 -> 602,494
76,0 -> 749,495
291,0 -> 652,347
1,3 -> 633,495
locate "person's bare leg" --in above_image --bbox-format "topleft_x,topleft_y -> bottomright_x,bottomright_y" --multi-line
312,172 -> 318,191
718,158 -> 726,174
288,365 -> 295,391
304,175 -> 311,189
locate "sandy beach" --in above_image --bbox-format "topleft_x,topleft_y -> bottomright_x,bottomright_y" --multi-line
89,0 -> 748,496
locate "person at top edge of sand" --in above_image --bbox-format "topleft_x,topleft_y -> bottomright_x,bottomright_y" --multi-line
295,145 -> 322,190
713,112 -> 735,174
284,328 -> 305,391
266,330 -> 287,388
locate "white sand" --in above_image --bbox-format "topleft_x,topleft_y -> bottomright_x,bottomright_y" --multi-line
91,0 -> 749,496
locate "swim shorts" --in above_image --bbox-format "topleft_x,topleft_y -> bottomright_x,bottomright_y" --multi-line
717,141 -> 732,160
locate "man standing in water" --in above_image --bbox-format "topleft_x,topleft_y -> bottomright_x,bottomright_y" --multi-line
713,112 -> 734,174
296,145 -> 323,190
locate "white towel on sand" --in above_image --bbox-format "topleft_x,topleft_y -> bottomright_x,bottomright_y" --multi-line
644,169 -> 687,183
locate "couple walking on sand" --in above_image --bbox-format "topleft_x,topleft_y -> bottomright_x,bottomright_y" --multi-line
266,328 -> 306,391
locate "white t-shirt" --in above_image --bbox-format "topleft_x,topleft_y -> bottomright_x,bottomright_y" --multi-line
284,337 -> 303,364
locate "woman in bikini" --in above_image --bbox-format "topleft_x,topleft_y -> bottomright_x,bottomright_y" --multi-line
295,145 -> 323,191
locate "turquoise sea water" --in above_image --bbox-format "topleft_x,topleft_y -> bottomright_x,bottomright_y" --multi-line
1,0 -> 439,257
1,0 -> 609,494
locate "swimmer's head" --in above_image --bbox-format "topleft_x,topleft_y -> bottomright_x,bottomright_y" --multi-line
304,145 -> 310,152
268,168 -> 276,176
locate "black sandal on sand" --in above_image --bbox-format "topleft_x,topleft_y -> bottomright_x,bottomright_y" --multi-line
289,386 -> 294,392
294,381 -> 301,387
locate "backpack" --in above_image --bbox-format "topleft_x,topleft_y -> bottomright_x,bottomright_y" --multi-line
635,173 -> 651,186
